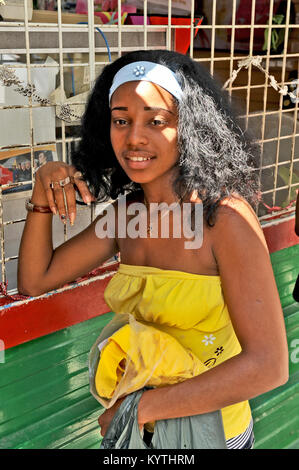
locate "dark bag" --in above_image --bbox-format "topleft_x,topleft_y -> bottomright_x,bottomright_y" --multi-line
293,274 -> 299,303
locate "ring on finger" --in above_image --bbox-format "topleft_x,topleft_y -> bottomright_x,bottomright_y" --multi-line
50,176 -> 74,189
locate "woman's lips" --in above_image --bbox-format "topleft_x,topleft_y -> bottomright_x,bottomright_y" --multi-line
124,152 -> 156,169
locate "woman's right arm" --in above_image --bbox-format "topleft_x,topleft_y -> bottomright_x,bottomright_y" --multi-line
18,162 -> 118,296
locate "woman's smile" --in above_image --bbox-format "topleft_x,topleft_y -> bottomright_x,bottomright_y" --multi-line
123,150 -> 157,169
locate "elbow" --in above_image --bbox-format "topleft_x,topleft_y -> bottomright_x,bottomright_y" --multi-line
243,349 -> 289,394
261,354 -> 289,391
271,368 -> 289,389
277,361 -> 289,387
274,346 -> 290,387
17,280 -> 45,297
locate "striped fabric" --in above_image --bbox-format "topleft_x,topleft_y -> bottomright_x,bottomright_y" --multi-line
226,418 -> 254,449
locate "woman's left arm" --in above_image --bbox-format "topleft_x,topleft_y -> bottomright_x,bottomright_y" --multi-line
137,198 -> 289,426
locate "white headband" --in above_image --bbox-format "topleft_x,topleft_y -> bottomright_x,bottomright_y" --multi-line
109,61 -> 183,104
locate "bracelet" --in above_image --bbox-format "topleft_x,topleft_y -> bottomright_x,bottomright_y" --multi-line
25,198 -> 53,214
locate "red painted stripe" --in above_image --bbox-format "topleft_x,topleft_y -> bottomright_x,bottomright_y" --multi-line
0,266 -> 117,350
263,217 -> 299,254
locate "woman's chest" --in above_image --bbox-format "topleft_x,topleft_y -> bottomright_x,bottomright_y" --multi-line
117,223 -> 219,277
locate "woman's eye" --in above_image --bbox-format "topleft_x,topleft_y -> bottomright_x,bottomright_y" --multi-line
113,119 -> 127,125
152,119 -> 166,126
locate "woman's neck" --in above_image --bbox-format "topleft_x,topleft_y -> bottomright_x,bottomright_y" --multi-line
140,171 -> 181,206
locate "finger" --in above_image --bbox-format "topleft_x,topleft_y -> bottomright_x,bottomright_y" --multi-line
37,174 -> 58,215
98,417 -> 105,437
52,185 -> 67,223
69,168 -> 97,204
44,186 -> 58,215
63,182 -> 77,225
73,179 -> 96,205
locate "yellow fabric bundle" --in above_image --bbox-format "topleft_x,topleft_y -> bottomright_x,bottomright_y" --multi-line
95,322 -> 208,399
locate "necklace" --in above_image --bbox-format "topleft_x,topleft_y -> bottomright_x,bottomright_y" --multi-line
143,197 -> 180,236
143,197 -> 153,235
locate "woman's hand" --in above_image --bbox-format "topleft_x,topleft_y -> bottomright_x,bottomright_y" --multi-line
98,397 -> 126,437
19,163 -> 118,297
35,162 -> 96,225
98,396 -> 145,438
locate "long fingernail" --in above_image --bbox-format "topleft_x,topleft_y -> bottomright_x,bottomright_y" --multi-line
51,206 -> 57,215
69,212 -> 75,226
61,214 -> 67,224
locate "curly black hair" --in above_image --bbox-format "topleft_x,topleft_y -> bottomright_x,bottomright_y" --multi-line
71,49 -> 261,225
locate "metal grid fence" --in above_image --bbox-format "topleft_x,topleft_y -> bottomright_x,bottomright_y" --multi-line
0,0 -> 298,292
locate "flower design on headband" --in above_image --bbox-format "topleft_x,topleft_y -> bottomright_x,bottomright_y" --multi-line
133,65 -> 145,77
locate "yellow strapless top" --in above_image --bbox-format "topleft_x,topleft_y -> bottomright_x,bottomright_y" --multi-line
100,263 -> 252,440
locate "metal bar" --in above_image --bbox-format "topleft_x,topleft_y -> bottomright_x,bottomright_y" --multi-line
4,255 -> 19,262
143,0 -> 148,50
262,183 -> 299,194
23,0 -> 36,203
189,0 -> 195,59
3,49 -> 299,62
228,0 -> 237,99
244,0 -> 256,131
272,0 -> 292,208
117,0 -> 122,57
56,0 -> 67,242
167,0 -> 172,51
0,24 -> 202,32
210,0 -> 216,76
3,22 -> 299,30
256,0 -> 275,216
88,0 -> 96,83
3,219 -> 27,226
2,94 -> 298,112
287,61 -> 299,203
57,0 -> 66,165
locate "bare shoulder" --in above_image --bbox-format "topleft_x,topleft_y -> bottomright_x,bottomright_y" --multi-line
209,194 -> 269,255
217,194 -> 259,223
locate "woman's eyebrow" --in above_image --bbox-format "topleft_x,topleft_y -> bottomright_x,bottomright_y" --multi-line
111,107 -> 128,111
144,107 -> 174,115
111,106 -> 174,115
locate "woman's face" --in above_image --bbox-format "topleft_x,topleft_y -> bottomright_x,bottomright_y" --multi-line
110,80 -> 179,185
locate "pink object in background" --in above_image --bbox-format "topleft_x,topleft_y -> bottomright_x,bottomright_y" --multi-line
100,0 -> 117,10
126,15 -> 150,25
76,0 -> 136,15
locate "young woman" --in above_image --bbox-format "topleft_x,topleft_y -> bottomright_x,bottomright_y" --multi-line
18,49 -> 289,449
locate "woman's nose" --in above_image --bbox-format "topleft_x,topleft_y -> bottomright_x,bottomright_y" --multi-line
126,123 -> 148,147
